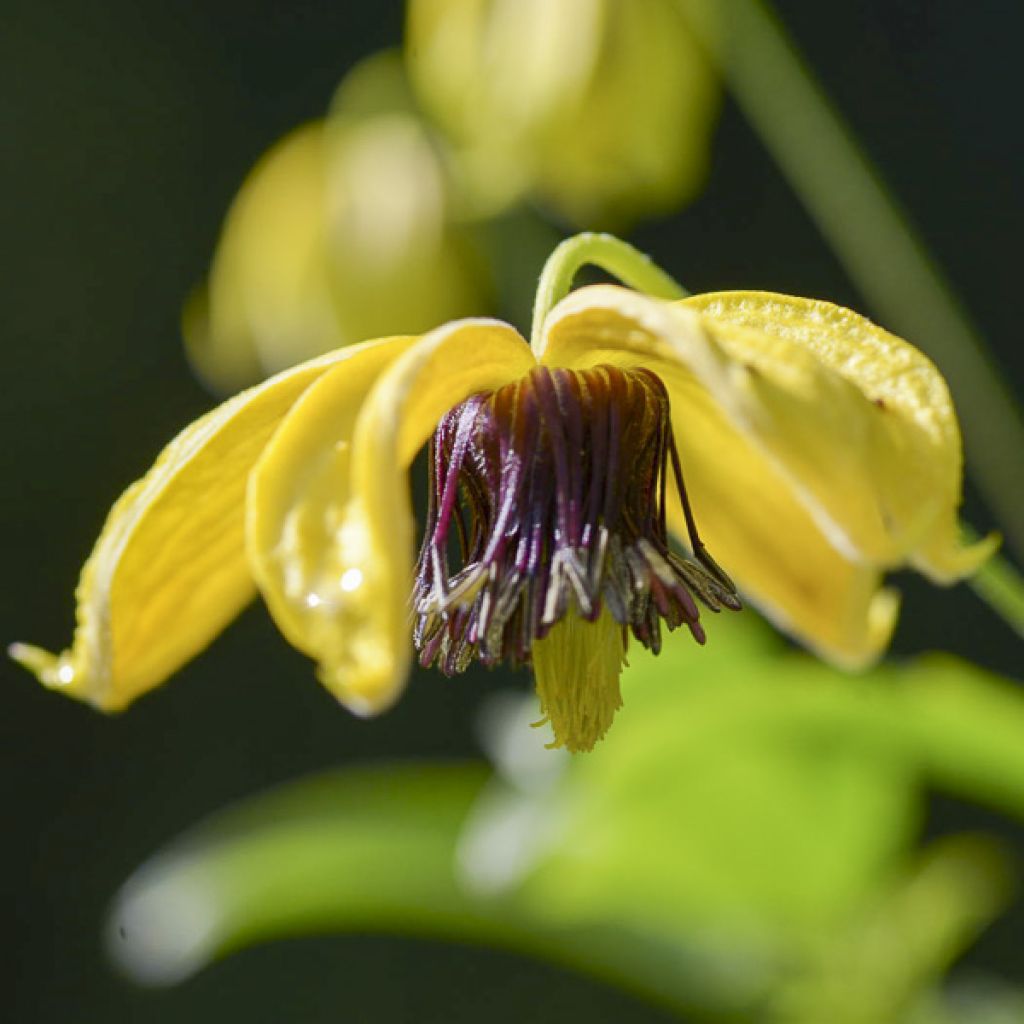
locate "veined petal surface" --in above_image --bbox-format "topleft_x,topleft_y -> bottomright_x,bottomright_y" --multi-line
11,349 -> 361,710
537,286 -> 908,666
682,291 -> 995,579
250,319 -> 535,715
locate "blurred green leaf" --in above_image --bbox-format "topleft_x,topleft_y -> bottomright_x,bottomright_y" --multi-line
110,763 -> 490,985
110,615 -> 1024,1021
111,760 -> 772,1017
890,656 -> 1024,817
522,617 -> 918,937
521,617 -> 1024,935
773,836 -> 1011,1024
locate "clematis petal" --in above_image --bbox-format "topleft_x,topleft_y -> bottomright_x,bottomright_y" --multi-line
249,319 -> 535,716
535,285 -> 963,666
681,291 -> 996,580
247,335 -> 418,673
10,350 -> 365,710
660,400 -> 902,668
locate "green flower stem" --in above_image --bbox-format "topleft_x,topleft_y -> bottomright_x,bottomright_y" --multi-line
692,0 -> 1024,560
967,544 -> 1024,639
530,232 -> 687,348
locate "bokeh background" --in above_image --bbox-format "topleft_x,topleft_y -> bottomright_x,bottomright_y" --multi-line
3,1 -> 1021,1021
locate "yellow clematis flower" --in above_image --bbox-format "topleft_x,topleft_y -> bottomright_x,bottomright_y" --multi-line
11,269 -> 994,752
186,52 -> 484,392
405,0 -> 719,226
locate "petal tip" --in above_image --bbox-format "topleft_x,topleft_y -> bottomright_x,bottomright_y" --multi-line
317,652 -> 409,719
831,584 -> 902,672
9,642 -> 79,693
774,583 -> 901,673
915,527 -> 1002,585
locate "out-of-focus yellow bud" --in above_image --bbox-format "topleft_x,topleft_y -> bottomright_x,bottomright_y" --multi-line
405,0 -> 719,227
186,53 -> 485,392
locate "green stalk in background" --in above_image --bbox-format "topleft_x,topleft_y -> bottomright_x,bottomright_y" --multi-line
692,0 -> 1024,562
965,528 -> 1024,638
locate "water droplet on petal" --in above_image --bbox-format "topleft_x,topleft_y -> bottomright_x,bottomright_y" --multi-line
340,568 -> 363,593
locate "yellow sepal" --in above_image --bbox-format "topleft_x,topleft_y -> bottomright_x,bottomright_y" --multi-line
682,291 -> 996,578
248,320 -> 535,715
246,335 -> 418,689
10,349 -> 361,710
537,285 -> 985,666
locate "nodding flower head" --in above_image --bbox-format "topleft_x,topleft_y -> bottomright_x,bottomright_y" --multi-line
413,364 -> 740,750
10,240 -> 995,752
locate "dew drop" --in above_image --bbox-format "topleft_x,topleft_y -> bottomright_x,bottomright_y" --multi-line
340,568 -> 363,593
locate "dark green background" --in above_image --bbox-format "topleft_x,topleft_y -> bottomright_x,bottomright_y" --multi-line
3,2 -> 1021,1021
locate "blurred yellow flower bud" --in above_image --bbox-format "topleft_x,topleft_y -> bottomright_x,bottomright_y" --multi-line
405,0 -> 719,227
186,53 -> 485,392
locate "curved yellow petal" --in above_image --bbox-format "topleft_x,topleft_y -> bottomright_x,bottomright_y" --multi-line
662,405 -> 902,669
682,291 -> 996,580
537,285 -> 903,666
10,349 -> 361,710
247,335 -> 418,665
249,319 -> 535,716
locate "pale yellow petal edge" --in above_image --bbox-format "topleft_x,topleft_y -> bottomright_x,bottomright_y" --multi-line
325,319 -> 536,714
10,345 -> 372,710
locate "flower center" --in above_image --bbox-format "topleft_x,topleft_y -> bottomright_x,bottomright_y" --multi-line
412,364 -> 740,750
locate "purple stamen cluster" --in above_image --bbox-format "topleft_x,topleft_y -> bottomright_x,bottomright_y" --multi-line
412,364 -> 741,675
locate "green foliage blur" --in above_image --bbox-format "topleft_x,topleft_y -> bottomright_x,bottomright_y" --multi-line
112,614 -> 1024,1022
4,1 -> 1021,1022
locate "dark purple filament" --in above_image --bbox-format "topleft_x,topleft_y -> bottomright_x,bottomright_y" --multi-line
413,365 -> 741,675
